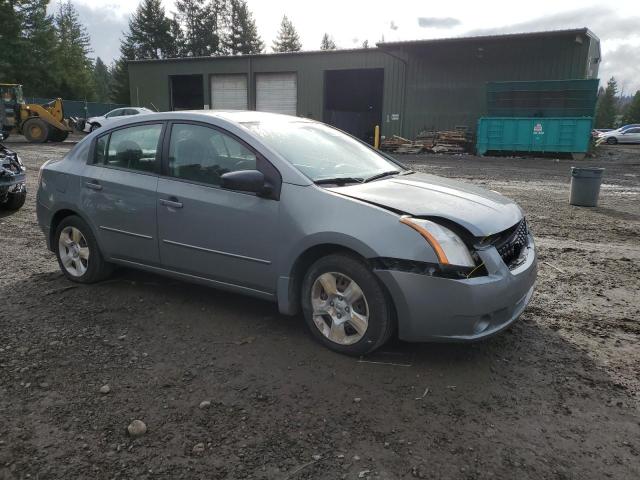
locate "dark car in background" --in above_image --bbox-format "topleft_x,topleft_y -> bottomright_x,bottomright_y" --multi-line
0,140 -> 26,211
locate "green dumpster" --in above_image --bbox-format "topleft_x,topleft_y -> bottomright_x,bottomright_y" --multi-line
476,117 -> 593,159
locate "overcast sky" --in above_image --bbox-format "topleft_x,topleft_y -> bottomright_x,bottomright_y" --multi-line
63,0 -> 640,93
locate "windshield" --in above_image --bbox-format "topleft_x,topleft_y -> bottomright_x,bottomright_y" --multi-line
242,120 -> 403,182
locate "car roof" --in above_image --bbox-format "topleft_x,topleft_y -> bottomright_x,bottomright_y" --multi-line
172,110 -> 315,124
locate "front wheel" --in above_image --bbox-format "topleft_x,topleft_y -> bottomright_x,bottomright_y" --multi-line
23,118 -> 49,143
54,215 -> 112,283
301,254 -> 395,356
1,190 -> 26,210
90,123 -> 101,133
606,137 -> 618,145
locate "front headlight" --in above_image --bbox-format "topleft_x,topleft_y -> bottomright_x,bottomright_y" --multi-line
400,216 -> 475,267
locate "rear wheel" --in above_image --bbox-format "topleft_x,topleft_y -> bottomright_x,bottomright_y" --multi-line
301,253 -> 394,356
23,118 -> 49,143
606,137 -> 618,145
54,215 -> 112,283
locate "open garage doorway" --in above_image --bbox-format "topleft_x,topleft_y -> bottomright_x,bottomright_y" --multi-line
170,75 -> 204,111
324,69 -> 384,144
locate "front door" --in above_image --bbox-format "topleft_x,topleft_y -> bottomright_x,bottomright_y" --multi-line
80,122 -> 164,265
621,128 -> 640,143
157,122 -> 280,294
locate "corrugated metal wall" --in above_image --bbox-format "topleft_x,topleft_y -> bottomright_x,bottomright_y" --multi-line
129,50 -> 406,137
393,33 -> 598,137
129,31 -> 599,140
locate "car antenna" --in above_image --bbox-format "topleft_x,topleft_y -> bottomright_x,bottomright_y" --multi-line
150,103 -> 159,112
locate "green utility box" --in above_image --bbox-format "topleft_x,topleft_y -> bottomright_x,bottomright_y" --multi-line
476,117 -> 593,158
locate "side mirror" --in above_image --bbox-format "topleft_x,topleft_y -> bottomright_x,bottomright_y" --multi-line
221,170 -> 266,194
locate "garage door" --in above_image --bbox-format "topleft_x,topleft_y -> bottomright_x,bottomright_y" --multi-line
256,73 -> 297,115
210,74 -> 248,110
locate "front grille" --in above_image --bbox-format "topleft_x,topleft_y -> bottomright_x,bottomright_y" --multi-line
495,219 -> 529,269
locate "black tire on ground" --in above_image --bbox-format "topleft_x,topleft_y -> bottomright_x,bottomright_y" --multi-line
90,123 -> 101,132
48,128 -> 69,142
606,137 -> 618,145
1,190 -> 26,210
54,215 -> 113,284
301,253 -> 395,356
1,130 -> 10,140
23,118 -> 50,143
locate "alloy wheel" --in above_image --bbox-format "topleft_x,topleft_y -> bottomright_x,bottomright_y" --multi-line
58,226 -> 90,277
311,272 -> 369,345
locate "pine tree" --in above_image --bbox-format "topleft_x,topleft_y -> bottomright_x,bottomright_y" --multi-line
0,0 -> 24,83
320,33 -> 336,50
176,0 -> 227,57
128,0 -> 173,59
55,1 -> 95,100
594,77 -> 619,129
622,91 -> 640,124
14,0 -> 60,97
110,35 -> 136,105
111,0 -> 177,104
272,15 -> 302,53
93,57 -> 112,102
225,0 -> 263,55
166,15 -> 186,58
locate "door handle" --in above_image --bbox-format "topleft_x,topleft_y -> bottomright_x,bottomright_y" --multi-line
160,198 -> 183,209
85,180 -> 102,191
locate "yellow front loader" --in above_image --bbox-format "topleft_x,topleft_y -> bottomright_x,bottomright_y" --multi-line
1,84 -> 73,143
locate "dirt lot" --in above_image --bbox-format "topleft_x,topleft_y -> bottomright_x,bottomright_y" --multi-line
1,135 -> 639,479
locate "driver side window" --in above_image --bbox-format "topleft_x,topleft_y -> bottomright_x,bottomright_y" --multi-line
168,123 -> 257,186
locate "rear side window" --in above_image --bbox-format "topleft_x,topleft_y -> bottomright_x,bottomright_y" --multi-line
168,123 -> 256,186
94,124 -> 163,173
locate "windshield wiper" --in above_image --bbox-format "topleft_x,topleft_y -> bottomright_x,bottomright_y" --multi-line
363,170 -> 402,183
315,177 -> 364,185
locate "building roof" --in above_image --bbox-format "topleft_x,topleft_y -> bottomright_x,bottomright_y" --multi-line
130,28 -> 598,64
377,28 -> 598,48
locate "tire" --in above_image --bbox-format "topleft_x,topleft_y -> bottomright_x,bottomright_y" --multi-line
1,130 -> 10,141
90,123 -> 101,133
48,128 -> 69,143
301,253 -> 395,356
23,118 -> 50,143
606,137 -> 618,145
1,190 -> 26,210
54,215 -> 113,283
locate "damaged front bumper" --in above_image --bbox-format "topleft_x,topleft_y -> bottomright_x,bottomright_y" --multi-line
375,234 -> 537,342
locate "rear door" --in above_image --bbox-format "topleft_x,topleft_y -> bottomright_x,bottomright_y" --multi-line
80,122 -> 164,265
156,121 -> 281,294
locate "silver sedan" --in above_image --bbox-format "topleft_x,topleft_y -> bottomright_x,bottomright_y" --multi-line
36,111 -> 537,355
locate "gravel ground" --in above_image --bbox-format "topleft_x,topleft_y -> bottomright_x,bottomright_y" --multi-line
1,135 -> 639,479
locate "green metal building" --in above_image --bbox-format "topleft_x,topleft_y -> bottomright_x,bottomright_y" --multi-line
128,28 -> 600,142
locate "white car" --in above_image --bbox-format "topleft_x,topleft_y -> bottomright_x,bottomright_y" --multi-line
83,107 -> 153,133
598,126 -> 640,145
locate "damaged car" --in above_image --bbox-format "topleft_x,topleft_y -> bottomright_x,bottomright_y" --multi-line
36,111 -> 537,355
0,140 -> 26,211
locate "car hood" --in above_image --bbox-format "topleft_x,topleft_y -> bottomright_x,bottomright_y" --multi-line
327,172 -> 523,236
